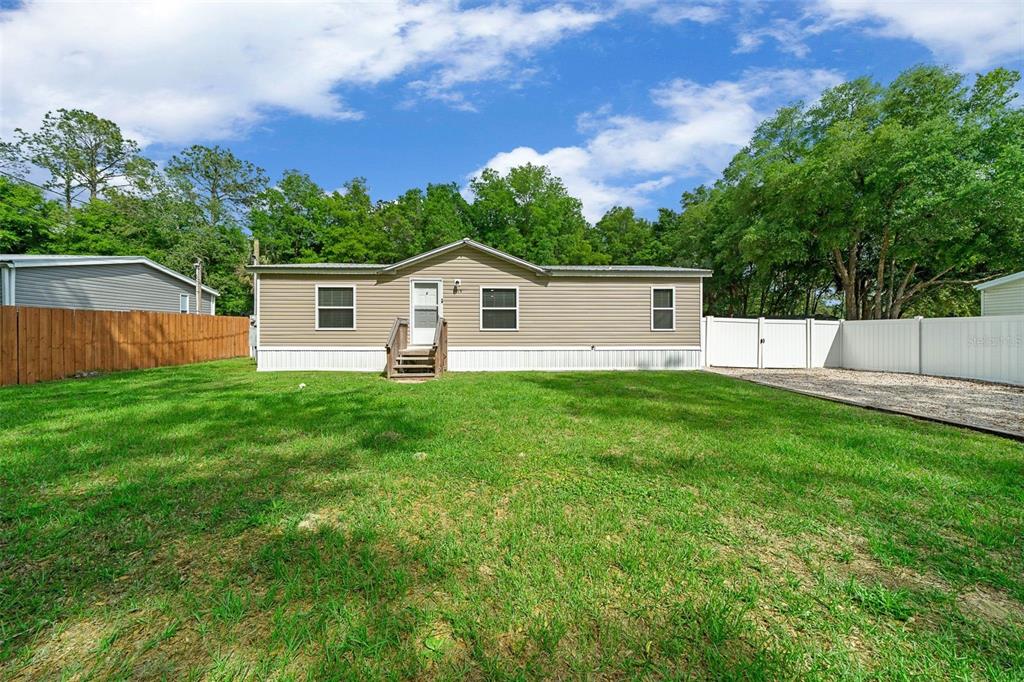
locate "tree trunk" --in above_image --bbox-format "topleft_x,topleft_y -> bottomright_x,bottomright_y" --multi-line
872,225 -> 890,319
832,246 -> 859,320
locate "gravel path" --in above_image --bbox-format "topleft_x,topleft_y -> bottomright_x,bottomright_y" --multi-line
711,368 -> 1024,438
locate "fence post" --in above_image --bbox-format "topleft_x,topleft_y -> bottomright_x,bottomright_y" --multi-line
915,315 -> 924,374
757,317 -> 765,369
704,315 -> 714,368
838,319 -> 845,369
806,318 -> 813,369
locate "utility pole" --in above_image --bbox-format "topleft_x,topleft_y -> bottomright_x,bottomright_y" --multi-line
194,258 -> 203,315
252,239 -> 260,265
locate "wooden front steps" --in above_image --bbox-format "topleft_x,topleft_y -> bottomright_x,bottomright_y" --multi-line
385,318 -> 447,381
392,347 -> 436,380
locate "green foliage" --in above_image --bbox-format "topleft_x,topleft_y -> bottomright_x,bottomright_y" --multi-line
3,65 -> 1021,320
589,206 -> 666,265
469,165 -> 601,264
673,65 -> 1024,319
249,170 -> 326,263
12,108 -> 152,208
165,145 -> 268,228
0,177 -> 57,253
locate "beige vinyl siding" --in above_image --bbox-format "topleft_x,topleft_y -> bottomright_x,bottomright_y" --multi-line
259,246 -> 702,347
981,278 -> 1024,316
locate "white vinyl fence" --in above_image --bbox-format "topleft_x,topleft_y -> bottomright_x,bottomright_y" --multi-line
703,314 -> 1024,385
844,315 -> 1024,385
703,317 -> 841,369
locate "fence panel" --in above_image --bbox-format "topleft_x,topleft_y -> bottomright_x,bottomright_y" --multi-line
811,320 -> 842,367
840,319 -> 920,373
919,316 -> 1023,385
706,317 -> 760,367
705,317 -> 842,369
762,319 -> 807,368
0,306 -> 250,386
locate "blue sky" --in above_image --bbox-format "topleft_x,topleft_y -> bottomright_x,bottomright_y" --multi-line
2,1 -> 1022,220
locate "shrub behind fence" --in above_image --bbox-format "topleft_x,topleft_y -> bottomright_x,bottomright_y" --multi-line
0,306 -> 250,386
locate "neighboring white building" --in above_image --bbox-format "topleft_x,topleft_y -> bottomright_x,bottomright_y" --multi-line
975,270 -> 1024,316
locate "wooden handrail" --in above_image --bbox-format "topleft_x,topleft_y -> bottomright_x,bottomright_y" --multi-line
385,317 -> 406,352
385,317 -> 408,379
431,316 -> 443,350
431,317 -> 448,376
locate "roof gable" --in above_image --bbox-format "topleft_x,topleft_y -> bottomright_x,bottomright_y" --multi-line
380,239 -> 548,275
0,254 -> 219,295
245,239 -> 712,278
975,270 -> 1024,290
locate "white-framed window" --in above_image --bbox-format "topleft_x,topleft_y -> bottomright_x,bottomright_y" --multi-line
651,286 -> 675,331
480,286 -> 519,331
315,285 -> 356,330
179,293 -> 190,314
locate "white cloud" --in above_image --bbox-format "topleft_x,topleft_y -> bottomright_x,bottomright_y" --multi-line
735,19 -> 811,58
626,0 -> 727,25
469,68 -> 842,221
0,1 -> 606,145
810,0 -> 1024,70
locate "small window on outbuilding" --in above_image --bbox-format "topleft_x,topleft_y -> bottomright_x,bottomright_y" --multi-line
179,293 -> 190,314
316,286 -> 356,329
651,287 -> 674,331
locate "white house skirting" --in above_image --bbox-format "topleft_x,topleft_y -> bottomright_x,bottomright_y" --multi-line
447,346 -> 702,372
257,347 -> 386,372
256,346 -> 702,372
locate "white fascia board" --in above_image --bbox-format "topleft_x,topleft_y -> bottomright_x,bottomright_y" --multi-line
974,270 -> 1024,290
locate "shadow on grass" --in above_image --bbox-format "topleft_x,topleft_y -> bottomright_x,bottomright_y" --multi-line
2,362 -> 1023,678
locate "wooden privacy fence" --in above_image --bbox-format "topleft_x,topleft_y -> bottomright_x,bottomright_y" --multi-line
0,306 -> 250,386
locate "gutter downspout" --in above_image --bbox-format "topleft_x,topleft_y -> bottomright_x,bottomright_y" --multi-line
0,263 -> 14,306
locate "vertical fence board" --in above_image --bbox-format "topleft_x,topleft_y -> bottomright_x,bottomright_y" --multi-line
51,307 -> 65,380
0,307 -> 17,385
0,306 -> 250,386
37,307 -> 52,382
61,308 -> 72,378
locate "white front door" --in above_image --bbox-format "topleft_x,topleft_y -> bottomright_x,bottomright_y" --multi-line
410,280 -> 441,346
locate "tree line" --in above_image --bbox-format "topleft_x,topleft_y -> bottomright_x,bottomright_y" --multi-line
2,65 -> 1021,318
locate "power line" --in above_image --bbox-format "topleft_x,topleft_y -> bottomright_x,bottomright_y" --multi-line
0,167 -> 90,205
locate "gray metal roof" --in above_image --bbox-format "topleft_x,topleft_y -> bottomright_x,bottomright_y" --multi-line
974,270 -> 1024,290
546,264 -> 712,276
247,238 -> 712,278
0,254 -> 219,295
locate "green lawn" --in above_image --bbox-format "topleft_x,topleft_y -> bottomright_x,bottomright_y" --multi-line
1,360 -> 1022,680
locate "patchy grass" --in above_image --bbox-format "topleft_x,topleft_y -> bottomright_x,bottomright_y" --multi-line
1,359 -> 1022,679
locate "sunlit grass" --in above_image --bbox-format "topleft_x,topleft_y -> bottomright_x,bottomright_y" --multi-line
1,359 -> 1022,679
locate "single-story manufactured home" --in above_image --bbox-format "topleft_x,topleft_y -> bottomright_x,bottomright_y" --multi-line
248,238 -> 710,376
975,270 -> 1024,316
0,255 -> 218,314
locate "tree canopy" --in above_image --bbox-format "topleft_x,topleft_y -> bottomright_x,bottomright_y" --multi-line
1,65 -> 1021,319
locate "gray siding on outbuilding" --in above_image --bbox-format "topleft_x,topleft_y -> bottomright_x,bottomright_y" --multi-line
980,277 -> 1024,316
13,263 -> 214,314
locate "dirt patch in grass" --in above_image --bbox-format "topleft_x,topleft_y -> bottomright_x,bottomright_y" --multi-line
297,508 -> 349,532
957,585 -> 1024,625
16,617 -> 107,680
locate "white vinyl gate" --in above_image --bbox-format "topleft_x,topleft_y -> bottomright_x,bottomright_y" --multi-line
703,317 -> 841,369
703,315 -> 1022,384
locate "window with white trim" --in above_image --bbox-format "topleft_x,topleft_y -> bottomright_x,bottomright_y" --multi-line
316,286 -> 355,329
651,287 -> 674,330
480,287 -> 518,330
179,293 -> 190,314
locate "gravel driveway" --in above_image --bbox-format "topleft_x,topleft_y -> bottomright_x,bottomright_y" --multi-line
712,368 -> 1024,438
